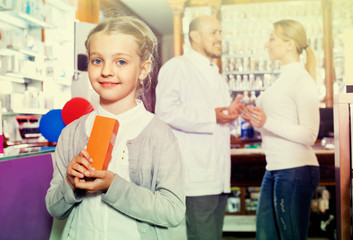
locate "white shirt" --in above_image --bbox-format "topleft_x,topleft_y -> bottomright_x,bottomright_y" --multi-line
67,100 -> 153,240
155,49 -> 237,196
256,62 -> 320,170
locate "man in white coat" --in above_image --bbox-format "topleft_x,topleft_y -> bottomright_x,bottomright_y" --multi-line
155,15 -> 245,240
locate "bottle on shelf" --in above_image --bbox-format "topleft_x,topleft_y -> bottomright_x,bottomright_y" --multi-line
258,56 -> 265,71
249,90 -> 257,106
249,74 -> 255,90
228,75 -> 236,91
241,119 -> 254,139
243,56 -> 249,72
229,58 -> 235,72
242,75 -> 249,90
250,56 -> 257,71
255,76 -> 263,90
264,73 -> 272,88
241,90 -> 249,104
236,75 -> 242,90
236,58 -> 243,72
240,90 -> 254,139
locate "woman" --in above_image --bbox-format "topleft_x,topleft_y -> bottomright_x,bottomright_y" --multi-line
243,19 -> 320,240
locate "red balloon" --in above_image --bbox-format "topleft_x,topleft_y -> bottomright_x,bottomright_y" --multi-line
61,97 -> 94,125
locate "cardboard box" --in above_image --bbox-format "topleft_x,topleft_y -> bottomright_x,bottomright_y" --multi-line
86,116 -> 119,171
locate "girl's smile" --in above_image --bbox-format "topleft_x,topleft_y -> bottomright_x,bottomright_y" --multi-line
99,81 -> 121,87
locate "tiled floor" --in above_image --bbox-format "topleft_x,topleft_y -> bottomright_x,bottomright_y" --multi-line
223,237 -> 330,240
172,215 -> 331,240
50,216 -> 331,240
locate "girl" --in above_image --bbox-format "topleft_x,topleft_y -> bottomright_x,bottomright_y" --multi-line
243,19 -> 320,240
45,16 -> 185,240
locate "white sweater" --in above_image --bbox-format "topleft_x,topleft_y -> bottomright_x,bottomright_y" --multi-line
256,62 -> 320,170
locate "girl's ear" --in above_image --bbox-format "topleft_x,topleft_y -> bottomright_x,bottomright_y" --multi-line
138,60 -> 152,80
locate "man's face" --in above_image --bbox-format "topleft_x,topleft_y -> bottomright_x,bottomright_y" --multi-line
197,18 -> 222,59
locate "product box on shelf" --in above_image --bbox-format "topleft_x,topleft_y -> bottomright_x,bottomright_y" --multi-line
86,116 -> 119,171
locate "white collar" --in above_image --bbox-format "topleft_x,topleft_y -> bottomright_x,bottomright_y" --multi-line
96,99 -> 146,124
186,49 -> 219,71
280,62 -> 302,73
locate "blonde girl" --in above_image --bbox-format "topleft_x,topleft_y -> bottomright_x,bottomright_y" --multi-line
46,16 -> 185,240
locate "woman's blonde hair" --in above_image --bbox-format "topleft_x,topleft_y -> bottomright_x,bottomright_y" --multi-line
85,15 -> 158,97
274,19 -> 316,81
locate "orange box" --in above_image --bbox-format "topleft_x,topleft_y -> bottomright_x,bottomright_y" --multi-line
86,116 -> 119,171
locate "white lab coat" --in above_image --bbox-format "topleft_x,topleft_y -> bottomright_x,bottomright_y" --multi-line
155,49 -> 237,196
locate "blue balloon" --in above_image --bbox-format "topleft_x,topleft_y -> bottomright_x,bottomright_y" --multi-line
39,109 -> 66,143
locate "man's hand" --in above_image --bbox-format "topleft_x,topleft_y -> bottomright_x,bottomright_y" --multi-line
215,107 -> 238,124
228,94 -> 246,117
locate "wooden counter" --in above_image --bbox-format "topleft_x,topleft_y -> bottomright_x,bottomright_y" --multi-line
230,147 -> 335,187
229,147 -> 335,216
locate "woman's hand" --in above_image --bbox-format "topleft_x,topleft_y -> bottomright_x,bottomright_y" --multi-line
66,149 -> 94,190
244,105 -> 267,128
74,170 -> 115,193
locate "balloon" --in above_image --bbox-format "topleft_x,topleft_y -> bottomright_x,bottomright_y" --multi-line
39,109 -> 66,143
61,97 -> 94,125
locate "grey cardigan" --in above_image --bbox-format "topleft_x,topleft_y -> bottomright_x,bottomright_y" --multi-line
45,114 -> 185,240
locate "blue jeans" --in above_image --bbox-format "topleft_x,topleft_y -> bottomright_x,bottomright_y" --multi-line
256,166 -> 320,240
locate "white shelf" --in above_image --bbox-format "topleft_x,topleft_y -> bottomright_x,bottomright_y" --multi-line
1,72 -> 49,83
0,48 -> 38,58
3,108 -> 49,115
0,74 -> 27,83
0,73 -> 71,86
0,10 -> 51,29
223,70 -> 280,75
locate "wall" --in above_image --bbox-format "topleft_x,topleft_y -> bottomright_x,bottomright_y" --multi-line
161,34 -> 175,64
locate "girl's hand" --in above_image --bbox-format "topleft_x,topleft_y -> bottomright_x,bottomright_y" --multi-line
75,170 -> 115,193
66,149 -> 94,190
246,105 -> 267,128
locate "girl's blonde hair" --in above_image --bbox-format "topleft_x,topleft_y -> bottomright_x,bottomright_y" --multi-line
274,19 -> 316,81
85,15 -> 158,97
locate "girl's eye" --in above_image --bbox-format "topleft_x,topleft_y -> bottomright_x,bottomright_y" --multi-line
92,59 -> 102,64
117,60 -> 127,66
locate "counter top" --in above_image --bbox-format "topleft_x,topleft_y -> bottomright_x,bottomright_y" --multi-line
1,143 -> 334,161
231,147 -> 334,156
0,144 -> 55,161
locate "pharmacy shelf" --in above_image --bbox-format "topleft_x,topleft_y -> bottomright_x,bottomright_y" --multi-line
0,73 -> 71,86
0,9 -> 50,29
3,108 -> 49,116
223,70 -> 280,76
0,48 -> 37,58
